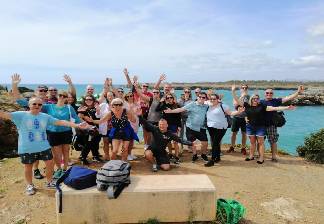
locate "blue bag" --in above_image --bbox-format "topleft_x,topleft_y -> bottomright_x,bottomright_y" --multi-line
56,166 -> 97,213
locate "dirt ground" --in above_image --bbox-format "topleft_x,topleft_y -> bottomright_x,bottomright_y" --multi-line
1,144 -> 324,224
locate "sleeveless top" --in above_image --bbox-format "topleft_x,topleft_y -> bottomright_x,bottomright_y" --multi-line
111,109 -> 128,129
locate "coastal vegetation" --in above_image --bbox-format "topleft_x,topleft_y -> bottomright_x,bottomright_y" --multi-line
297,129 -> 324,164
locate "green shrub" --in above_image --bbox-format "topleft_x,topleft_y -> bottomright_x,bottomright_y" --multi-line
297,129 -> 324,164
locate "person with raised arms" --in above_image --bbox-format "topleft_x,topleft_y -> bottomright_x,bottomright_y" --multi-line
0,97 -> 88,195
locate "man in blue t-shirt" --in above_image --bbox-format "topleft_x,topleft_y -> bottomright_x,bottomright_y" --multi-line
0,96 -> 88,196
260,85 -> 304,161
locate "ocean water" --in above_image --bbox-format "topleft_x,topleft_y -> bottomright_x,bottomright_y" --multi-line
8,83 -> 324,155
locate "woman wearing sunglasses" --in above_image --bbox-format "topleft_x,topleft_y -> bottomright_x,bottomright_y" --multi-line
156,93 -> 182,163
92,98 -> 138,161
77,94 -> 103,165
232,85 -> 296,164
42,90 -> 82,178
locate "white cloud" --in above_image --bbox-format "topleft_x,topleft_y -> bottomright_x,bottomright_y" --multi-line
291,55 -> 324,66
308,23 -> 324,36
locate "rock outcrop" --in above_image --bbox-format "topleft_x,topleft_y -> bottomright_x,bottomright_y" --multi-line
0,90 -> 22,158
283,88 -> 324,106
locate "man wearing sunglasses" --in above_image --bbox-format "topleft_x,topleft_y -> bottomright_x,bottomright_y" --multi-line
164,92 -> 209,163
0,97 -> 88,195
260,85 -> 304,161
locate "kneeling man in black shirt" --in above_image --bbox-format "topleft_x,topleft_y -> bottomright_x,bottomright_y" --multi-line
139,116 -> 192,172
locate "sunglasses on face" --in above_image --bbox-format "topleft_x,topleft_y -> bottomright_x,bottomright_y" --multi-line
210,98 -> 217,101
199,96 -> 206,99
166,97 -> 174,99
142,85 -> 148,88
85,98 -> 93,101
252,98 -> 259,100
32,103 -> 43,106
241,87 -> 248,90
184,91 -> 190,93
113,104 -> 123,107
266,92 -> 273,95
118,90 -> 124,93
59,94 -> 68,98
153,91 -> 159,94
38,89 -> 47,92
49,89 -> 57,92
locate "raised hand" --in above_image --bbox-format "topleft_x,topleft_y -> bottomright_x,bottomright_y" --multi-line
159,74 -> 166,82
63,74 -> 72,84
132,75 -> 138,84
231,84 -> 236,92
77,106 -> 87,112
298,85 -> 304,94
123,68 -> 129,76
104,78 -> 110,87
287,105 -> 296,110
12,73 -> 21,84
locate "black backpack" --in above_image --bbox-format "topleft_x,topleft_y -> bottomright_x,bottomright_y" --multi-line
96,160 -> 131,199
272,111 -> 286,127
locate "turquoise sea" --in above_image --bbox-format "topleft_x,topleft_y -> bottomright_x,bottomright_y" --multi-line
6,83 -> 324,155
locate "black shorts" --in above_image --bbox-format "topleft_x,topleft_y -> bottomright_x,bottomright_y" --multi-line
47,130 -> 73,147
231,117 -> 247,133
146,146 -> 170,165
20,148 -> 53,164
186,127 -> 208,142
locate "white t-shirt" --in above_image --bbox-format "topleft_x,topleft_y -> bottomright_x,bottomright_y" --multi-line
206,104 -> 229,129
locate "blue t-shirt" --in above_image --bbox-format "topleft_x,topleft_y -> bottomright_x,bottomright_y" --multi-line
42,104 -> 81,132
260,98 -> 282,126
16,98 -> 29,108
11,112 -> 59,154
183,102 -> 208,131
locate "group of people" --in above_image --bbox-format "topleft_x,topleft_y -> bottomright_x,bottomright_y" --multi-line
0,70 -> 304,195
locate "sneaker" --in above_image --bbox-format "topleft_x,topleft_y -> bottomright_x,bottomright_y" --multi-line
201,154 -> 208,162
26,184 -> 36,196
130,154 -> 137,160
34,169 -> 44,180
82,159 -> 90,165
192,154 -> 198,162
144,144 -> 149,150
227,146 -> 235,153
152,164 -> 158,172
53,169 -> 62,180
241,147 -> 247,155
127,155 -> 134,161
93,157 -> 104,162
204,160 -> 214,167
174,156 -> 180,164
46,181 -> 56,189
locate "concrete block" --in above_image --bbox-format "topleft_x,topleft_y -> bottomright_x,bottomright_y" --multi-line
56,174 -> 216,224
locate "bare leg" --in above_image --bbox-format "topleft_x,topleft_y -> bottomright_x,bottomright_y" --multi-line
121,141 -> 130,161
111,139 -> 121,160
160,164 -> 170,171
43,160 -> 54,183
242,131 -> 247,148
249,136 -> 256,159
24,164 -> 33,185
62,144 -> 70,170
102,137 -> 110,160
201,141 -> 208,155
144,150 -> 155,164
51,146 -> 63,169
271,142 -> 278,159
231,132 -> 237,147
257,137 -> 265,161
33,160 -> 39,170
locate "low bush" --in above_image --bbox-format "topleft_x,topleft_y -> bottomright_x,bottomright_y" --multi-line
297,129 -> 324,164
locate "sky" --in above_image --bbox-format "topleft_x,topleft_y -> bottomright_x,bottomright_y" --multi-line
1,0 -> 324,84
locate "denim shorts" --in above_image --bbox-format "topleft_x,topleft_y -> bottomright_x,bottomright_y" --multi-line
246,124 -> 266,137
20,148 -> 53,164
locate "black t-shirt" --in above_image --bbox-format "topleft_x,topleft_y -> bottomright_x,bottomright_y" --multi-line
243,102 -> 267,126
155,102 -> 182,127
139,117 -> 192,153
78,107 -> 99,127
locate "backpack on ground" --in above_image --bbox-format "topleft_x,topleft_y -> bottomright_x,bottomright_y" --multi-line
56,166 -> 97,213
216,198 -> 246,224
272,111 -> 286,127
96,160 -> 131,199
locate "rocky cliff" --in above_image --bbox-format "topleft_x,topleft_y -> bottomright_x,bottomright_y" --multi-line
284,88 -> 324,106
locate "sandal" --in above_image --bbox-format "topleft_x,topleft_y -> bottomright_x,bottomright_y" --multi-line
257,160 -> 264,164
245,157 -> 254,161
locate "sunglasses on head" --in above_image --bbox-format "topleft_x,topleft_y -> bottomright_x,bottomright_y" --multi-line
166,96 -> 174,99
266,92 -> 273,95
32,103 -> 43,106
113,103 -> 123,107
